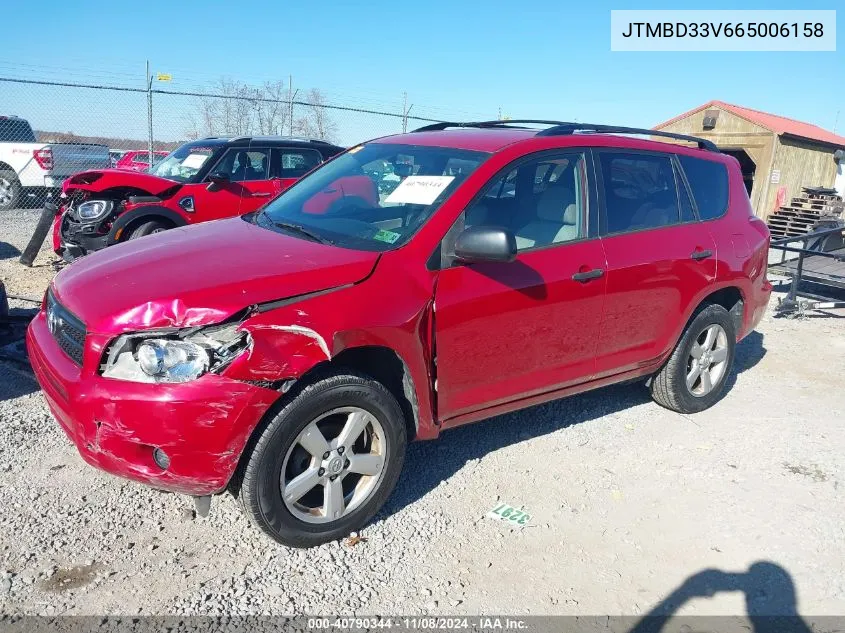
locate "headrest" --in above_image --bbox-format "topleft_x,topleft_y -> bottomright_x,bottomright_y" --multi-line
537,186 -> 577,224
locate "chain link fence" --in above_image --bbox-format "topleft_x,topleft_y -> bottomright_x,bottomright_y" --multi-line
0,76 -> 459,210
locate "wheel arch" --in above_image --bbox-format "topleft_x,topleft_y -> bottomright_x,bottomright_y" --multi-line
227,346 -> 420,497
697,286 -> 745,335
107,206 -> 188,244
658,284 -> 747,371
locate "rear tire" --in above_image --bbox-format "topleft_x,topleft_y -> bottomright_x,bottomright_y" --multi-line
128,219 -> 170,240
650,304 -> 736,414
0,171 -> 21,211
239,369 -> 407,548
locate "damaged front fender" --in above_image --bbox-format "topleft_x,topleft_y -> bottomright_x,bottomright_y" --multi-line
223,322 -> 332,382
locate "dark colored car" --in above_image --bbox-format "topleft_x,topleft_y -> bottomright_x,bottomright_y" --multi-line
52,136 -> 344,260
28,120 -> 772,547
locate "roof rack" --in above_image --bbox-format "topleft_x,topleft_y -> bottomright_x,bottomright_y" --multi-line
224,135 -> 332,145
412,120 -> 717,151
413,120 -> 566,132
536,123 -> 717,151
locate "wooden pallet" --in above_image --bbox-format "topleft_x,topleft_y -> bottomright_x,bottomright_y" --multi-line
767,190 -> 844,238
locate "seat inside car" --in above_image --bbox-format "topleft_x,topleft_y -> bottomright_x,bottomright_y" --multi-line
513,184 -> 579,249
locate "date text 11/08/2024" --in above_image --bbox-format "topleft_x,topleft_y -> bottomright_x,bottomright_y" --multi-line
307,617 -> 529,630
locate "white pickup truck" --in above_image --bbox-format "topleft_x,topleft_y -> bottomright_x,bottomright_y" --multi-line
0,116 -> 110,210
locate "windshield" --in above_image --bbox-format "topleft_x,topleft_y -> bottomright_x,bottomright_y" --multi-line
257,143 -> 488,251
149,142 -> 221,182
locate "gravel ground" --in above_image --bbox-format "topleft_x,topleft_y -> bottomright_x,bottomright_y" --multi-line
1,208 -> 844,617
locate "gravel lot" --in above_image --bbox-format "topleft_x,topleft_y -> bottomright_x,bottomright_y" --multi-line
1,208 -> 844,617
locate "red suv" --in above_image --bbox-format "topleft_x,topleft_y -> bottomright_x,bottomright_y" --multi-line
27,120 -> 772,547
53,136 -> 343,261
112,150 -> 168,172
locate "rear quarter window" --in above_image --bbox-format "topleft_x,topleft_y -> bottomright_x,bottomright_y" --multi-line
679,156 -> 729,221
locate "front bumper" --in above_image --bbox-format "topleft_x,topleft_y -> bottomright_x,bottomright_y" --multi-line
56,210 -> 110,259
26,311 -> 280,496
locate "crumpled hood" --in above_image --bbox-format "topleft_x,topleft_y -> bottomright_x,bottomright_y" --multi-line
63,169 -> 181,196
51,217 -> 379,334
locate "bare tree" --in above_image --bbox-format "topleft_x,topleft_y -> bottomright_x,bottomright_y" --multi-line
190,79 -> 337,141
293,89 -> 339,142
195,78 -> 256,137
251,80 -> 288,135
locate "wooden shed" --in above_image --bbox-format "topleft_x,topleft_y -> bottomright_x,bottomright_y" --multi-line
654,100 -> 845,219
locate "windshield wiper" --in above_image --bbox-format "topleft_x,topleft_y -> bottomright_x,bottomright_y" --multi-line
272,220 -> 333,245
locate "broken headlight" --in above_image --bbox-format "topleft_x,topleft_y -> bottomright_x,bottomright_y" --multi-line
101,323 -> 249,384
76,200 -> 114,221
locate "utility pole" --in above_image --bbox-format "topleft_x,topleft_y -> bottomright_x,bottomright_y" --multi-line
146,60 -> 153,164
835,110 -> 841,135
288,75 -> 300,136
401,92 -> 413,133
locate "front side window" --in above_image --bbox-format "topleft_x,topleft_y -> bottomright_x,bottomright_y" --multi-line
213,148 -> 270,182
257,143 -> 488,251
599,152 -> 680,234
466,153 -> 586,251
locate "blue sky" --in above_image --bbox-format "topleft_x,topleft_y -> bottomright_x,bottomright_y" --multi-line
0,0 -> 842,145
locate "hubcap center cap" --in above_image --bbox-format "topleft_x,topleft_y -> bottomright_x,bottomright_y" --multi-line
327,456 -> 344,475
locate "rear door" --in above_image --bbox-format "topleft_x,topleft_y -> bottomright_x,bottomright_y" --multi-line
593,149 -> 717,378
434,150 -> 608,421
271,147 -> 324,194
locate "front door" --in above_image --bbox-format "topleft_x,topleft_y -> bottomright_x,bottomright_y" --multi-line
592,150 -> 718,377
434,150 -> 608,421
193,146 -> 274,220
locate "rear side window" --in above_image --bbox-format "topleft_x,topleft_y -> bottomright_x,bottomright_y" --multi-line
0,118 -> 36,142
278,149 -> 322,179
678,156 -> 729,220
598,152 -> 680,234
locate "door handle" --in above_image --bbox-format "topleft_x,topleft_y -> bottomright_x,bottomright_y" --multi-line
571,268 -> 604,282
253,192 -> 273,198
690,249 -> 713,261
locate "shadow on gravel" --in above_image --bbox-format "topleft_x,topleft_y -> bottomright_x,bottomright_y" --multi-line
0,361 -> 38,401
0,240 -> 21,260
382,330 -> 768,519
630,561 -> 812,633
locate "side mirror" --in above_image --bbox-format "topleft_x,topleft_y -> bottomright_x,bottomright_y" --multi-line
454,225 -> 517,264
206,172 -> 229,191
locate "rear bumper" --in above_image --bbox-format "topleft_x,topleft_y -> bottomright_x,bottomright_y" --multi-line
744,277 -> 772,338
26,311 -> 280,496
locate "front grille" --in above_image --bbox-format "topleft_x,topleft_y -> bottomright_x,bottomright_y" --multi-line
46,290 -> 86,365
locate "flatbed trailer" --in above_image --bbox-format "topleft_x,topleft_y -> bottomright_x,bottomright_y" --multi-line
768,224 -> 845,315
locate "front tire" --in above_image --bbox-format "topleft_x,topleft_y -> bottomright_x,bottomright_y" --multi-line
650,304 -> 736,414
128,219 -> 170,240
239,370 -> 407,548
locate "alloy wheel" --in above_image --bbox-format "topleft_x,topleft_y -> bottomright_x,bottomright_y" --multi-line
280,407 -> 387,524
0,178 -> 12,206
686,323 -> 729,397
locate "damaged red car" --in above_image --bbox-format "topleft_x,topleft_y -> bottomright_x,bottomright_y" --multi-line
27,121 -> 772,547
53,136 -> 343,261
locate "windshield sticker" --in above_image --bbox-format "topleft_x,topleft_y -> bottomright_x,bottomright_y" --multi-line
373,229 -> 401,244
384,175 -> 454,205
348,145 -> 364,154
182,153 -> 210,169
